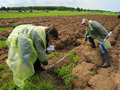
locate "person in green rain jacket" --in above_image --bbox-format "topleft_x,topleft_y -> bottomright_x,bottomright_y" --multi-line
6,24 -> 58,89
82,18 -> 111,68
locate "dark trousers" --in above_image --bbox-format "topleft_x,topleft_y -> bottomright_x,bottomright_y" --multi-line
34,58 -> 41,73
87,36 -> 108,54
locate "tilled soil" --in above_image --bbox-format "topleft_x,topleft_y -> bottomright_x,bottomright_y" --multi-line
0,15 -> 120,90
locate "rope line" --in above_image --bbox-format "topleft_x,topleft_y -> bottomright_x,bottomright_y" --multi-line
48,46 -> 80,67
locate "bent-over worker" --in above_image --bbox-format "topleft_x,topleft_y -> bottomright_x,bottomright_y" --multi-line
6,24 -> 58,89
82,18 -> 111,68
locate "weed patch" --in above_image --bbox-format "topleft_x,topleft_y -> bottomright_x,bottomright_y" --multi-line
47,52 -> 62,60
54,51 -> 78,89
23,75 -> 55,90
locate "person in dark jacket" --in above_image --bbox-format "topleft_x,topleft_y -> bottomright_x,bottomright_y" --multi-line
82,18 -> 111,68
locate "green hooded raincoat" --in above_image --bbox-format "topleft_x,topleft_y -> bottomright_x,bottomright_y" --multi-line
84,20 -> 111,49
6,24 -> 48,89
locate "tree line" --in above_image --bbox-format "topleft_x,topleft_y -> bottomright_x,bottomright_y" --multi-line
0,6 -> 110,12
0,6 -> 97,12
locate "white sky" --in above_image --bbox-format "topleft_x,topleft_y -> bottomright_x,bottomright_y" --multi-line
0,0 -> 120,12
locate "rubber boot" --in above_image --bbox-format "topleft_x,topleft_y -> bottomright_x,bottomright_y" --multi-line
102,53 -> 110,68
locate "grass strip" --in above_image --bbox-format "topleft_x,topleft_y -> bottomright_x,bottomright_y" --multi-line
0,27 -> 10,31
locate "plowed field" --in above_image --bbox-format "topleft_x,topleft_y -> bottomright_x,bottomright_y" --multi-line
0,15 -> 120,90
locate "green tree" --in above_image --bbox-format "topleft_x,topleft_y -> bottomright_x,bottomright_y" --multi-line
1,6 -> 6,10
81,8 -> 83,11
57,6 -> 67,11
76,7 -> 80,11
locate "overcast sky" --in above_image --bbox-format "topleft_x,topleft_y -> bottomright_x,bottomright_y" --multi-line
0,0 -> 120,12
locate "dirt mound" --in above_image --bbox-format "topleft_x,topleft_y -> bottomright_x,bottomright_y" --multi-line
75,45 -> 103,67
70,45 -> 119,90
88,74 -> 116,90
0,15 -> 120,90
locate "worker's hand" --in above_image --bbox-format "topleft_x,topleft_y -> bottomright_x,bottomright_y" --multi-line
45,65 -> 49,70
83,41 -> 86,45
105,35 -> 109,39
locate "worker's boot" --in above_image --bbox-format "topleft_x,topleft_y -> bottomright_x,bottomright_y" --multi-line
89,40 -> 96,48
102,53 -> 110,68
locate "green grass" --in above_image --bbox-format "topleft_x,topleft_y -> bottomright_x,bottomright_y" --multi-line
23,75 -> 56,90
0,39 -> 7,48
0,27 -> 10,49
0,11 -> 118,18
0,27 -> 10,31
